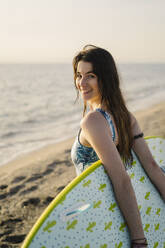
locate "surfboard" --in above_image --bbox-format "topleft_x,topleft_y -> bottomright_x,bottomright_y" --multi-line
22,136 -> 165,248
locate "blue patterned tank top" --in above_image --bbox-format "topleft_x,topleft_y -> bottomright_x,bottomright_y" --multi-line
71,108 -> 116,176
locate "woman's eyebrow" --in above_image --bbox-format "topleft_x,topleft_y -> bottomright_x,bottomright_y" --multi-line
77,71 -> 94,75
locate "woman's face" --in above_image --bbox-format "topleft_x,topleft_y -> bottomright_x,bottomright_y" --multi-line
76,61 -> 101,106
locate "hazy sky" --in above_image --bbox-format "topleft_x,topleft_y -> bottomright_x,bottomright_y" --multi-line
0,0 -> 165,63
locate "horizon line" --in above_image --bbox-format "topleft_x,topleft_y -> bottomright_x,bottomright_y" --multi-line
0,61 -> 165,65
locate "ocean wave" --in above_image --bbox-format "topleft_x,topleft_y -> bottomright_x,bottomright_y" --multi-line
1,131 -> 20,139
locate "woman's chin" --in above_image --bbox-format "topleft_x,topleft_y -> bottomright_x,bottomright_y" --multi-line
81,93 -> 92,100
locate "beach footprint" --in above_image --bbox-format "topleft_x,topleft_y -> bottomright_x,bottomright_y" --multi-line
9,184 -> 25,196
19,185 -> 38,196
0,185 -> 8,200
0,185 -> 8,190
11,176 -> 26,184
25,173 -> 43,183
22,197 -> 41,207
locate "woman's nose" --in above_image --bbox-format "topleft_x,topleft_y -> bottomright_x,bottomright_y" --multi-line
79,77 -> 87,87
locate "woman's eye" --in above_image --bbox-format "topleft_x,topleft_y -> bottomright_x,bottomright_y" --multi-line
76,74 -> 95,79
86,75 -> 94,79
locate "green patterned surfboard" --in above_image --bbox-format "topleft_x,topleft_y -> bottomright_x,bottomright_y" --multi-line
22,137 -> 165,248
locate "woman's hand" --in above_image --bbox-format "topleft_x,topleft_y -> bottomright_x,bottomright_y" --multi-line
131,237 -> 148,248
132,245 -> 148,248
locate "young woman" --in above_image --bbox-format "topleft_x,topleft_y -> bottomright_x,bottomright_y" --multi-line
71,44 -> 165,248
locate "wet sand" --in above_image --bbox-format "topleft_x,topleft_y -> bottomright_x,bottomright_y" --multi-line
0,101 -> 165,247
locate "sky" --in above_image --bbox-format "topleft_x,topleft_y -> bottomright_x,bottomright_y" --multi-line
0,0 -> 165,63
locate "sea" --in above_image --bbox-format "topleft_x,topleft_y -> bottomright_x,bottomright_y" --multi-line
0,63 -> 165,167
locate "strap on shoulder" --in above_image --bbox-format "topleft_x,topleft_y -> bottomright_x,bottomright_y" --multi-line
95,108 -> 116,141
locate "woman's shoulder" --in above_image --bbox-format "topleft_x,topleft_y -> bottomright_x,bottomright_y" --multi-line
80,110 -> 106,128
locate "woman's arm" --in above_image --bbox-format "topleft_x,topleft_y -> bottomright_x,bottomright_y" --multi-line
130,113 -> 165,200
81,111 -> 145,241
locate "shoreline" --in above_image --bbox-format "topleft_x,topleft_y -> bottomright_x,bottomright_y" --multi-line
0,101 -> 165,247
0,137 -> 75,181
1,100 -> 165,172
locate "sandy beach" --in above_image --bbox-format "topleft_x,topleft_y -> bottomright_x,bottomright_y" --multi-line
0,101 -> 165,248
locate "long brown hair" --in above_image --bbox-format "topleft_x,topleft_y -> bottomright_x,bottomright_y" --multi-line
72,44 -> 134,166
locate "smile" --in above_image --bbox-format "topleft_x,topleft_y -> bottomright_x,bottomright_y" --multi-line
82,90 -> 92,94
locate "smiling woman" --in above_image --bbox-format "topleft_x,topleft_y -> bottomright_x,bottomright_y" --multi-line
76,61 -> 101,106
72,44 -> 133,165
71,44 -> 165,248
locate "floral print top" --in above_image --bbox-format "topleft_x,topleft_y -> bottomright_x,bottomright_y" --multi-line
71,108 -> 116,176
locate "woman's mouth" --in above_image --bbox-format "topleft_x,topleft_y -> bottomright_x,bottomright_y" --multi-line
82,90 -> 92,95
